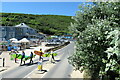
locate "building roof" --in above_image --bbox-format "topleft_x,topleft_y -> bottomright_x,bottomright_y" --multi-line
15,23 -> 30,28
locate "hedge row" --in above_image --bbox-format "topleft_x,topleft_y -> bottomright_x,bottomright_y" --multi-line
44,42 -> 70,52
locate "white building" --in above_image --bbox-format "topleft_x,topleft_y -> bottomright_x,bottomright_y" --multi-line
0,23 -> 45,41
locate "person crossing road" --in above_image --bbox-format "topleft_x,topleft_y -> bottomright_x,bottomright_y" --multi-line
20,51 -> 25,66
38,49 -> 43,60
29,52 -> 33,64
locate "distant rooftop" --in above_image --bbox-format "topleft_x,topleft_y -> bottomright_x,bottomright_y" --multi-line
15,23 -> 30,28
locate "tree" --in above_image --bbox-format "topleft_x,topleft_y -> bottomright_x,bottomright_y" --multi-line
68,2 -> 120,80
102,30 -> 120,80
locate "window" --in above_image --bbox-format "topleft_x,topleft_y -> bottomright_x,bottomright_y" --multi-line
2,28 -> 5,31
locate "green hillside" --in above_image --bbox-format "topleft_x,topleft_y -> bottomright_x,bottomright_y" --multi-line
0,13 -> 74,35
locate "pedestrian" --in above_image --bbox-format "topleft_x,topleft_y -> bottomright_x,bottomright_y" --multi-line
20,51 -> 25,66
39,49 -> 43,60
19,45 -> 22,50
49,50 -> 55,63
9,48 -> 14,55
29,52 -> 33,64
51,50 -> 55,61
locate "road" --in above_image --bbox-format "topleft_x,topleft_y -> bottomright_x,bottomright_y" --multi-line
43,42 -> 74,78
1,60 -> 38,78
1,42 -> 75,79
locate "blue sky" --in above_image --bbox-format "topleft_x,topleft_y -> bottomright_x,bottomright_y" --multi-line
1,2 -> 90,16
1,0 -> 87,2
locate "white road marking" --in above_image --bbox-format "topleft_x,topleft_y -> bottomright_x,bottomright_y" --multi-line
23,68 -> 36,78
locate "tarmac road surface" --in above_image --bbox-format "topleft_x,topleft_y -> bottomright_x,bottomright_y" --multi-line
42,42 -> 74,78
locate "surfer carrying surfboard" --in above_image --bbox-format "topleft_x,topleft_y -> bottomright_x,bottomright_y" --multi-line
49,50 -> 55,63
29,52 -> 33,64
20,51 -> 25,66
38,49 -> 43,60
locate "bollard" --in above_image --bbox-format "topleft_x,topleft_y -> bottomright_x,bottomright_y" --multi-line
3,58 -> 5,67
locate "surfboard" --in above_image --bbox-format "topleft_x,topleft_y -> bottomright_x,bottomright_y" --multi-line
10,55 -> 14,60
10,54 -> 36,61
51,53 -> 57,56
11,54 -> 26,59
17,54 -> 22,59
42,54 -> 49,57
11,54 -> 17,58
23,55 -> 36,61
34,51 -> 44,56
42,53 -> 58,57
23,56 -> 30,61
